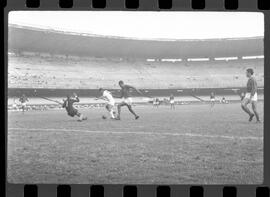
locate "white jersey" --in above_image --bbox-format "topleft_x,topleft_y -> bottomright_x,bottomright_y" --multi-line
103,90 -> 115,105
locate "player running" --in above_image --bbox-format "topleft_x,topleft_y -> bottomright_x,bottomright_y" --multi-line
97,88 -> 116,119
241,68 -> 260,122
62,93 -> 87,122
169,94 -> 175,109
153,98 -> 159,108
19,94 -> 29,113
210,92 -> 215,108
114,80 -> 144,120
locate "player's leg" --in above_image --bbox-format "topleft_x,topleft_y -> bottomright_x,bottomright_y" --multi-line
251,101 -> 260,122
116,102 -> 125,119
75,110 -> 87,121
241,98 -> 254,121
126,104 -> 139,119
106,104 -> 115,119
125,98 -> 139,119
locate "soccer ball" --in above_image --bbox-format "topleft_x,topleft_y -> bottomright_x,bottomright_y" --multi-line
102,115 -> 107,119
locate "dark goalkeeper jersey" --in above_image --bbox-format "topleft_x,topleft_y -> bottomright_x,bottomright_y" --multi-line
63,97 -> 79,113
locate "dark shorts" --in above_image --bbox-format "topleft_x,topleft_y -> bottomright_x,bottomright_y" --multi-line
67,108 -> 79,117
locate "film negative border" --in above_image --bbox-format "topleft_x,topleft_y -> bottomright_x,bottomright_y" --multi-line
3,0 -> 270,197
2,0 -> 270,10
5,184 -> 270,197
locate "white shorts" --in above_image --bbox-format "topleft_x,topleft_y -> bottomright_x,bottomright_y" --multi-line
122,97 -> 133,105
21,103 -> 27,107
210,98 -> 215,102
244,92 -> 258,102
106,100 -> 115,106
170,100 -> 175,104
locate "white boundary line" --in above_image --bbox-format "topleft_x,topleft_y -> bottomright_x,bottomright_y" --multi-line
9,127 -> 263,141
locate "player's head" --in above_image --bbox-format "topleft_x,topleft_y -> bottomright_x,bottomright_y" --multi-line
99,88 -> 104,93
119,80 -> 124,87
246,68 -> 254,77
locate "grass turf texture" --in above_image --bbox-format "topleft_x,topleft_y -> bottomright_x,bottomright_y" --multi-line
7,102 -> 263,184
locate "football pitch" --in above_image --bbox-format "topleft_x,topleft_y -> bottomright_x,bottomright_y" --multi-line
7,102 -> 263,184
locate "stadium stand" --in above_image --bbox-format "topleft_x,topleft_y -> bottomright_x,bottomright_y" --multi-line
8,24 -> 264,91
8,54 -> 263,89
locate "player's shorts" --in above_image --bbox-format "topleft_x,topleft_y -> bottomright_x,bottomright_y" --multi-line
244,92 -> 258,102
210,98 -> 215,102
21,102 -> 27,108
170,100 -> 175,104
67,108 -> 79,117
122,97 -> 133,105
105,100 -> 115,107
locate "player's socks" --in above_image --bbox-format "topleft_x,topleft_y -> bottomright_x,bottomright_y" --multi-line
249,114 -> 254,122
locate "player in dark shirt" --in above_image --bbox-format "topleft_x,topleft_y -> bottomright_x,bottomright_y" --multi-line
62,93 -> 87,121
19,94 -> 29,113
114,80 -> 144,120
210,92 -> 215,108
241,68 -> 260,122
153,98 -> 160,108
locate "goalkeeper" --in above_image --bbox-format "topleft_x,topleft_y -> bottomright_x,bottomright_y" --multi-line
62,93 -> 87,121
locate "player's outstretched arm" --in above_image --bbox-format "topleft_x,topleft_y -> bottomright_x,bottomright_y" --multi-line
62,100 -> 67,108
95,96 -> 108,101
126,85 -> 144,96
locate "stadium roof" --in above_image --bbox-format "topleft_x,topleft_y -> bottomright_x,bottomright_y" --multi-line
8,24 -> 263,59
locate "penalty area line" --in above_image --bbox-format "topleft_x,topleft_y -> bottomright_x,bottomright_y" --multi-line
9,127 -> 263,141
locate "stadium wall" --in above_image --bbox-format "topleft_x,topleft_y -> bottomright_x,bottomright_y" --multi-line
7,87 -> 264,98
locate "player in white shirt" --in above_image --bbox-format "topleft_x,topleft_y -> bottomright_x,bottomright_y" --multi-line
97,88 -> 116,119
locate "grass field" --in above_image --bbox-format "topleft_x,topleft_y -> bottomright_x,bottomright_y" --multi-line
7,102 -> 263,184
